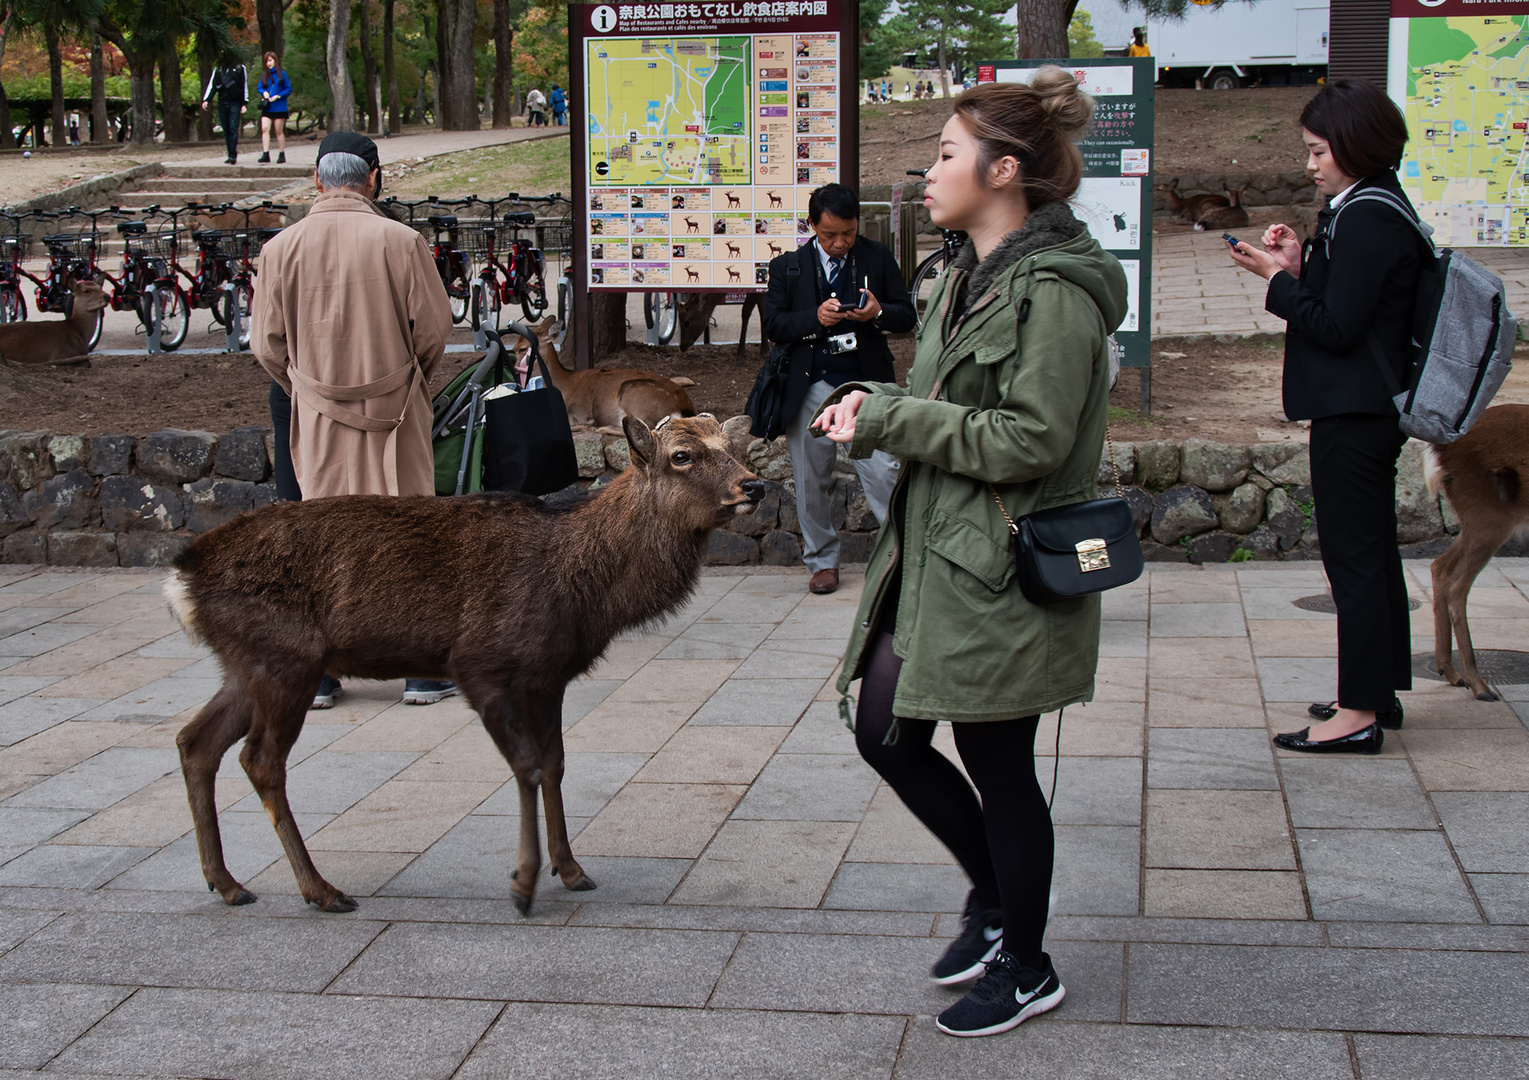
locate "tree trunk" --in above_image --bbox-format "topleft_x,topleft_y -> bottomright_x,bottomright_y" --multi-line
196,35 -> 215,140
45,24 -> 65,147
1014,0 -> 1070,59
129,57 -> 157,147
90,34 -> 109,144
589,293 -> 628,361
937,34 -> 949,98
1,11 -> 18,150
433,1 -> 449,127
160,39 -> 188,143
437,0 -> 476,130
257,0 -> 286,59
492,0 -> 512,128
359,0 -> 379,133
384,0 -> 400,133
327,0 -> 356,131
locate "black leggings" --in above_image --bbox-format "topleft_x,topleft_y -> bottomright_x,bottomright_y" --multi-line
855,629 -> 1052,968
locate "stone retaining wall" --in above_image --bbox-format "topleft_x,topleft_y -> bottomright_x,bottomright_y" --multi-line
1152,171 -> 1322,211
1,426 -> 1509,569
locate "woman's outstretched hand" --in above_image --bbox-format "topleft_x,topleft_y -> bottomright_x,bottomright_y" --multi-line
1261,223 -> 1302,275
813,390 -> 869,444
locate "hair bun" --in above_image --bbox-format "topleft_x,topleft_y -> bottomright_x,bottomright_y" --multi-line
1028,65 -> 1093,141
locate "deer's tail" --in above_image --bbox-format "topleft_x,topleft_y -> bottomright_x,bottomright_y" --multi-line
164,571 -> 203,645
1422,444 -> 1446,501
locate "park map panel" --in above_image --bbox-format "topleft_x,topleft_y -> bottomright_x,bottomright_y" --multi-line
1401,13 -> 1529,245
577,2 -> 843,289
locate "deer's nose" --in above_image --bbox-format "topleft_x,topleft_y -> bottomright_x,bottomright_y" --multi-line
740,479 -> 768,502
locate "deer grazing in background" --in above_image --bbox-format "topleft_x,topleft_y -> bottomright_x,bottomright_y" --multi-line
1424,404 -> 1529,701
515,315 -> 696,434
1157,179 -> 1230,225
1194,185 -> 1250,232
167,415 -> 765,915
0,280 -> 110,367
676,292 -> 768,356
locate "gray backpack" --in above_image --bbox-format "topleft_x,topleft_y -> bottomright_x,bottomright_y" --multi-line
1329,188 -> 1516,444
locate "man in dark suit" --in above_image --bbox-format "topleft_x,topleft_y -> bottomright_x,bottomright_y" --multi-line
762,183 -> 915,594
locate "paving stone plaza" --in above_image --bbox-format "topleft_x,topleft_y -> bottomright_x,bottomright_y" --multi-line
0,560 -> 1527,1078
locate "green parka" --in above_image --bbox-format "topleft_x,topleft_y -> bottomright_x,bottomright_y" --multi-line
822,203 -> 1129,722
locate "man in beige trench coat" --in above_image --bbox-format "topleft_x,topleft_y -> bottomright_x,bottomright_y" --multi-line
251,130 -> 455,708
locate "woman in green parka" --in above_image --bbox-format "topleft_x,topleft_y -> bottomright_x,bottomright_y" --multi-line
813,70 -> 1128,1038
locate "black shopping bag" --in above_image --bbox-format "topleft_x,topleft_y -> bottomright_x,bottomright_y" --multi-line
482,335 -> 580,496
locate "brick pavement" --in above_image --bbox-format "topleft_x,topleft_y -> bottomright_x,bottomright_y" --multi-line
1,561 -> 1527,1077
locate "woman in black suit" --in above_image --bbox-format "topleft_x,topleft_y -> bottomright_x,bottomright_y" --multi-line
1230,78 -> 1419,754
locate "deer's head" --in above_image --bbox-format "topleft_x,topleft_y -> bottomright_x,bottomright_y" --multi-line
623,413 -> 764,531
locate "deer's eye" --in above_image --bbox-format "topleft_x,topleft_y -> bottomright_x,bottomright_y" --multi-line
671,450 -> 692,466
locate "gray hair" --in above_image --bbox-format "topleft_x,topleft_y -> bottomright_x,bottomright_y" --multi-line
317,151 -> 373,192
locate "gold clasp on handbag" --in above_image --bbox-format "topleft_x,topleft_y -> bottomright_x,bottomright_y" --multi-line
1076,538 -> 1111,572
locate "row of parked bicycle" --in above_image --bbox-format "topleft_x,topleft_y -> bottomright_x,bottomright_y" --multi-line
0,192 -> 573,355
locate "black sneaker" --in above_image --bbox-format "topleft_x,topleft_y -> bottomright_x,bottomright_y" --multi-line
936,950 -> 1064,1038
931,891 -> 1003,986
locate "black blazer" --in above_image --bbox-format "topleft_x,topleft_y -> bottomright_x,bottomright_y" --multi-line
762,235 -> 916,422
1266,172 -> 1421,420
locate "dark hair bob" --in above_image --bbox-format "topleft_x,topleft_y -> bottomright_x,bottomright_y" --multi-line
1299,78 -> 1409,180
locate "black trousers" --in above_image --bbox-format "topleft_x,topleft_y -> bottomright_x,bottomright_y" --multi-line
1309,413 -> 1412,711
268,381 -> 301,502
218,101 -> 241,160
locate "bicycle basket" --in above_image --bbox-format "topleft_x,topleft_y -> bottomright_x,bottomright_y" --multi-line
455,224 -> 496,256
0,235 -> 31,260
210,231 -> 261,259
43,233 -> 98,258
125,231 -> 178,260
538,220 -> 572,258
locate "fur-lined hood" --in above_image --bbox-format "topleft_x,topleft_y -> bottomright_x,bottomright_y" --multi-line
950,201 -> 1127,333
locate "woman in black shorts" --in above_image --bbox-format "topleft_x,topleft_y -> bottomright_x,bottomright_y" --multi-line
256,52 -> 291,164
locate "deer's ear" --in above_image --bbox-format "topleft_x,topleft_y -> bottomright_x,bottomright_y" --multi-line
624,416 -> 655,471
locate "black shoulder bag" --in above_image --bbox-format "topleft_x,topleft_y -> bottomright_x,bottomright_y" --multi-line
744,256 -> 802,440
481,325 -> 580,496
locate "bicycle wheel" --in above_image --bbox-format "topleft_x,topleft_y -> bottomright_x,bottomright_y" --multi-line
644,292 -> 678,344
227,280 -> 254,351
470,276 -> 501,332
446,254 -> 471,324
556,272 -> 571,326
519,272 -> 548,322
909,249 -> 951,329
0,284 -> 26,324
156,284 -> 191,351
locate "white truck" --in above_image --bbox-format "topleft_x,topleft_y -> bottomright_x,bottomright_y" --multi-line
1135,0 -> 1330,90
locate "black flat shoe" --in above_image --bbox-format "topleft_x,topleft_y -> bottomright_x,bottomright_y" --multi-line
1274,722 -> 1384,754
1308,697 -> 1403,730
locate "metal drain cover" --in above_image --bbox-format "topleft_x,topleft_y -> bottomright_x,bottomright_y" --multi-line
1294,593 -> 1421,614
1413,650 -> 1529,684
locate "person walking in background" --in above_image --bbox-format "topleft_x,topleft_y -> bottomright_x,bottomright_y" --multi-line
550,84 -> 567,125
1128,27 -> 1151,57
760,182 -> 915,596
250,131 -> 456,710
1229,79 -> 1418,753
812,71 -> 1127,1037
256,52 -> 291,164
526,87 -> 547,126
202,53 -> 248,164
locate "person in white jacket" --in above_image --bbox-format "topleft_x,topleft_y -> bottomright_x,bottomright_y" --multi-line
526,87 -> 547,126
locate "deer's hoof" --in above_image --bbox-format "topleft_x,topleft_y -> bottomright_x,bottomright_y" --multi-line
226,888 -> 257,906
511,891 -> 533,916
1477,690 -> 1500,702
566,874 -> 597,892
317,893 -> 358,913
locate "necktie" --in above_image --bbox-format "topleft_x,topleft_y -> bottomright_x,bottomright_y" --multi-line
827,256 -> 843,291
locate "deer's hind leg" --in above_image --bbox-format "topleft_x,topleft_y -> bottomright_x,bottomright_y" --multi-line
1440,528 -> 1514,701
532,690 -> 594,894
240,673 -> 357,912
176,678 -> 256,905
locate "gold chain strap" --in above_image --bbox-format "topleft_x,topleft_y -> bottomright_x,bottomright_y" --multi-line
988,421 -> 1124,532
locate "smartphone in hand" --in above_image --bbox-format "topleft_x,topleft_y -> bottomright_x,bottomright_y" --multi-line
853,289 -> 869,309
1221,233 -> 1242,248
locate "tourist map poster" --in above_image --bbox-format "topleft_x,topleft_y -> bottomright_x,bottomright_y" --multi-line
1389,0 -> 1529,246
572,2 -> 856,291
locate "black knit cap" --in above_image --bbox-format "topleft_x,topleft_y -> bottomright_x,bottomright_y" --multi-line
316,131 -> 380,172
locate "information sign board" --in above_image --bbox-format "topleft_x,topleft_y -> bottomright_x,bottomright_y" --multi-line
978,57 -> 1154,370
571,1 -> 859,292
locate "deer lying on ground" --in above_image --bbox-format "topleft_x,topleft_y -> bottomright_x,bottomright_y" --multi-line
166,415 -> 765,915
0,280 -> 109,367
515,315 -> 696,434
1424,404 -> 1529,701
1194,185 -> 1250,232
1157,179 -> 1230,225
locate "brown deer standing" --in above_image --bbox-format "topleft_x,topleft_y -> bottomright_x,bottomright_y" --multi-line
726,241 -> 741,258
516,315 -> 697,434
725,191 -> 741,208
1423,404 -> 1529,701
0,280 -> 110,367
1157,179 -> 1230,225
767,191 -> 783,208
1194,185 -> 1251,231
767,242 -> 783,257
684,265 -> 701,283
167,415 -> 765,915
726,267 -> 741,282
684,217 -> 699,234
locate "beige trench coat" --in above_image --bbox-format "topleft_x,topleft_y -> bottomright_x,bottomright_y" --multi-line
252,188 -> 452,498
